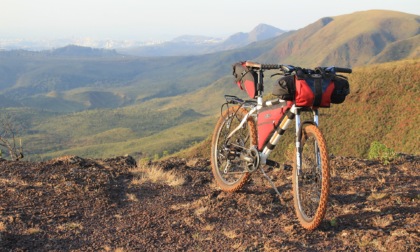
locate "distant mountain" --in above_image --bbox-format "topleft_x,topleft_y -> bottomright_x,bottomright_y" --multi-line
49,45 -> 119,57
170,35 -> 222,44
118,24 -> 284,56
220,24 -> 285,49
258,10 -> 420,67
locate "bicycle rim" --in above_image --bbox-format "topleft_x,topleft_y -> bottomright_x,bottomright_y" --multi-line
211,106 -> 257,192
293,124 -> 329,230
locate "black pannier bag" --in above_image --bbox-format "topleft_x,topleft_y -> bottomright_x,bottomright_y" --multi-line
331,75 -> 350,104
232,62 -> 258,98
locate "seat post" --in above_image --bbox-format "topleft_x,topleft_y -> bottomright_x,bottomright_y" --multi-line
256,69 -> 264,96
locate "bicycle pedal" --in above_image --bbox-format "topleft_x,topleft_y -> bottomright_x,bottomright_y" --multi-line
266,159 -> 280,168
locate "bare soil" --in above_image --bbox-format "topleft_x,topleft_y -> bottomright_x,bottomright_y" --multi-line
0,154 -> 419,251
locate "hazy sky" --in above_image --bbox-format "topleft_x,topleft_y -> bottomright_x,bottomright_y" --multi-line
1,0 -> 419,40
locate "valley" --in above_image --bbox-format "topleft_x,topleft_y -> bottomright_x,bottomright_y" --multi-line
0,10 -> 419,161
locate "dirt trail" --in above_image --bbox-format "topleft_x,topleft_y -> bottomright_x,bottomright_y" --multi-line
0,154 -> 419,251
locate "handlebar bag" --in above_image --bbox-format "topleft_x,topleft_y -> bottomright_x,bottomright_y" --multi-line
273,72 -> 334,107
232,62 -> 258,98
331,75 -> 350,104
295,73 -> 334,107
273,68 -> 349,106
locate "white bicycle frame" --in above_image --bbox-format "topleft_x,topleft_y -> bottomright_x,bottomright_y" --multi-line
225,95 -> 320,173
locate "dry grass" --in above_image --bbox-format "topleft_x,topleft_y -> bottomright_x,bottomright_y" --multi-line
186,158 -> 200,167
357,237 -> 371,248
130,165 -> 185,187
0,222 -> 6,232
391,229 -> 409,237
171,198 -> 208,218
170,202 -> 191,211
194,206 -> 207,217
223,229 -> 239,239
367,192 -> 389,201
0,177 -> 28,186
202,224 -> 214,231
263,240 -> 281,251
25,227 -> 42,234
375,174 -> 386,185
57,222 -> 83,231
372,215 -> 393,228
231,242 -> 243,250
126,193 -> 138,202
103,247 -> 125,252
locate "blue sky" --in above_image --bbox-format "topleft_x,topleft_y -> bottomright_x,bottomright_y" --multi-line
1,0 -> 419,40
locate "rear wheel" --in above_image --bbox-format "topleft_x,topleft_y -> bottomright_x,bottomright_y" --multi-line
210,106 -> 257,192
292,124 -> 330,230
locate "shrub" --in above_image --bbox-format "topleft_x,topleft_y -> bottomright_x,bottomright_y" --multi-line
368,141 -> 398,164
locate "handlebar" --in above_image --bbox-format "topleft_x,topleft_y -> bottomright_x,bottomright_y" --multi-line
242,60 -> 352,74
324,66 -> 352,74
245,61 -> 281,70
261,64 -> 283,70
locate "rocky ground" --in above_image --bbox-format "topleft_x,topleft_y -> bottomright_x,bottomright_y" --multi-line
0,154 -> 419,251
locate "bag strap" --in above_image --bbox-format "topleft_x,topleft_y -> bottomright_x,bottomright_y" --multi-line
313,78 -> 323,107
295,67 -> 306,80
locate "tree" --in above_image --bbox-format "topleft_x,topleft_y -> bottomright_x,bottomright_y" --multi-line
0,113 -> 24,161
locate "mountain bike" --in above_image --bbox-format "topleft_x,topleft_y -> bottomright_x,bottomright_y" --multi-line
210,61 -> 352,230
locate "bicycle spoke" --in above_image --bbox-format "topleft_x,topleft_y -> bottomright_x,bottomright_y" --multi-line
293,124 -> 329,230
211,106 -> 257,192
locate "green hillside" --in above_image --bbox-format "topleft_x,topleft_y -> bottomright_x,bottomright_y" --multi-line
1,10 -> 418,114
0,10 -> 419,161
321,59 -> 420,157
259,10 -> 420,67
0,44 -> 273,112
9,59 -> 416,162
182,59 -> 420,160
371,34 -> 420,63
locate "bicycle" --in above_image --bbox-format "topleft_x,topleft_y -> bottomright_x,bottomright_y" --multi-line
210,61 -> 352,230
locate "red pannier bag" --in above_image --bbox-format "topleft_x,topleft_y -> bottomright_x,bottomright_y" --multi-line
232,62 -> 258,98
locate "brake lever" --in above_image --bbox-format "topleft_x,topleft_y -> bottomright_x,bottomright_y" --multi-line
270,72 -> 283,78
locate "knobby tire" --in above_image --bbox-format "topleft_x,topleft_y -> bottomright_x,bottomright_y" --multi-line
292,124 -> 330,230
210,106 -> 257,192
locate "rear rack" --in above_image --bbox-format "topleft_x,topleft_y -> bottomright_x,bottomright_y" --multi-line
224,95 -> 257,106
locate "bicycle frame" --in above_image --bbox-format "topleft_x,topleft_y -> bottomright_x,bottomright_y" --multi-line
224,68 -> 321,173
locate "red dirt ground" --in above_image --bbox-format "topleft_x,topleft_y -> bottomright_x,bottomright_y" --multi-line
0,154 -> 419,251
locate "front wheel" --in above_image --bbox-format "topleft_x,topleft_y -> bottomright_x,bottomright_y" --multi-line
210,105 -> 257,192
292,124 -> 330,230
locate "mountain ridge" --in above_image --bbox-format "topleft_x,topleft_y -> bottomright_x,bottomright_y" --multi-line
258,10 -> 420,67
118,23 -> 284,56
0,10 -> 419,160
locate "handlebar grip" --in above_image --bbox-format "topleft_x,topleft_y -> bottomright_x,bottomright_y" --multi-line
261,64 -> 281,70
334,67 -> 352,74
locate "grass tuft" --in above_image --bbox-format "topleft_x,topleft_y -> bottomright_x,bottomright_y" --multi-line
130,165 -> 185,187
